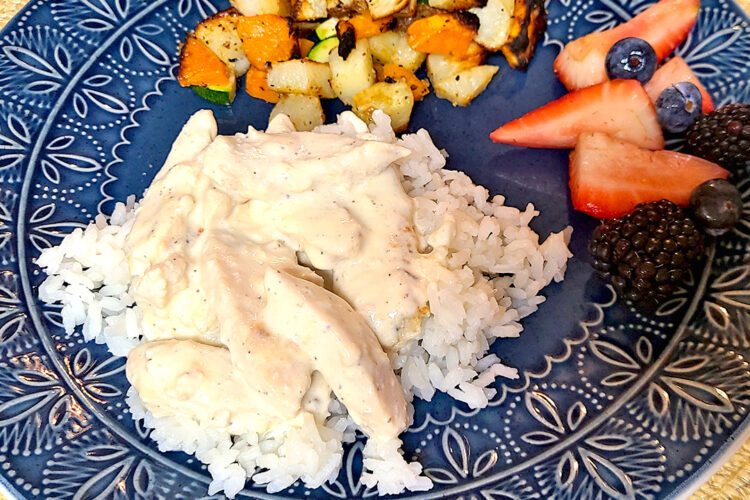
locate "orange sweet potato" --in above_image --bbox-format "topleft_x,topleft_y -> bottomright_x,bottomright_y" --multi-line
177,35 -> 234,89
298,38 -> 315,58
462,41 -> 485,66
245,67 -> 280,103
237,15 -> 297,69
377,63 -> 429,100
406,14 -> 477,59
349,13 -> 395,39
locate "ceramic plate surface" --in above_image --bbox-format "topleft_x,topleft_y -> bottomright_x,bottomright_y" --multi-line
0,0 -> 749,498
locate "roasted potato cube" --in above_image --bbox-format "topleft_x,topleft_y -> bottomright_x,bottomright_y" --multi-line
470,0 -> 514,51
267,59 -> 336,98
329,38 -> 376,105
195,8 -> 250,76
366,0 -> 409,20
270,94 -> 325,131
426,54 -> 498,106
425,52 -> 474,80
395,0 -> 417,17
352,81 -> 414,132
293,0 -> 328,20
326,0 -> 361,16
368,31 -> 425,72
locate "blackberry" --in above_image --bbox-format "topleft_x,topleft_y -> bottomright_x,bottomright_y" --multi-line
687,103 -> 750,170
589,200 -> 704,312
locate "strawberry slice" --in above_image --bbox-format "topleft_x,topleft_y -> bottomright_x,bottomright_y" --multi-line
570,132 -> 730,219
554,0 -> 700,91
490,80 -> 664,150
644,56 -> 714,114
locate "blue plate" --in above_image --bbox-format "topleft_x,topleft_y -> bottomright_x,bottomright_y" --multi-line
0,0 -> 749,498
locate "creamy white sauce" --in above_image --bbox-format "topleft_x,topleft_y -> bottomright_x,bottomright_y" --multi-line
125,111 -> 434,439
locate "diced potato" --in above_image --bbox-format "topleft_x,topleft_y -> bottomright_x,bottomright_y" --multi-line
432,65 -> 497,106
267,59 -> 336,98
266,113 -> 296,133
428,0 -> 482,10
396,0 -> 417,17
194,9 -> 250,76
326,0 -> 357,13
425,53 -> 474,81
270,94 -> 325,131
368,31 -> 425,72
329,39 -> 376,105
470,0 -> 514,51
231,0 -> 291,16
366,0 -> 408,19
293,0 -> 328,21
426,54 -> 498,106
352,81 -> 414,132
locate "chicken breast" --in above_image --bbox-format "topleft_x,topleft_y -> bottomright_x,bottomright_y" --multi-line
126,339 -> 285,435
263,268 -> 409,439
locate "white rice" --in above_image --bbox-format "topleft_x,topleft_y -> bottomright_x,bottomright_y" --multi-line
37,111 -> 572,497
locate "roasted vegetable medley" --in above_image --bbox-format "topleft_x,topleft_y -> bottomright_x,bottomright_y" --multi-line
177,0 -> 546,130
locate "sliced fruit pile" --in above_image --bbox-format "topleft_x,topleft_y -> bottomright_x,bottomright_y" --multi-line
490,0 -> 749,312
553,0 -> 702,91
177,0 -> 547,131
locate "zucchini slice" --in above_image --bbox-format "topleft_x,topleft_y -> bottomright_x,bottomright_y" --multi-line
315,17 -> 339,40
308,37 -> 340,62
191,85 -> 236,105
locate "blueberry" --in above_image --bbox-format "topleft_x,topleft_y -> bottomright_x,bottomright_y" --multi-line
605,37 -> 657,84
690,179 -> 744,236
656,82 -> 703,134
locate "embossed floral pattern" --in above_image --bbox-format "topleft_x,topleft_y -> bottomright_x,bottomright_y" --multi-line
519,390 -> 664,498
694,264 -> 750,348
424,426 -> 501,484
533,417 -> 666,499
626,341 -> 750,441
